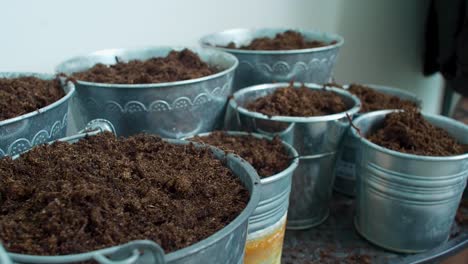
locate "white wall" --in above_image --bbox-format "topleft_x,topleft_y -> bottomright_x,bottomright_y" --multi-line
0,0 -> 442,113
332,0 -> 443,113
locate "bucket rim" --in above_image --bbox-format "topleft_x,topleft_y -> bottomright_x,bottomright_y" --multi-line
184,130 -> 300,184
6,135 -> 261,263
230,82 -> 361,123
339,83 -> 423,108
164,139 -> 261,261
55,46 -> 239,89
351,109 -> 468,161
200,27 -> 344,55
0,72 -> 75,127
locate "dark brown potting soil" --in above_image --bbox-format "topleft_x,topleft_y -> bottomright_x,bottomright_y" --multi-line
224,30 -> 334,50
245,84 -> 348,117
367,111 -> 466,156
0,77 -> 64,121
348,84 -> 418,113
0,133 -> 249,255
191,131 -> 291,178
71,49 -> 217,84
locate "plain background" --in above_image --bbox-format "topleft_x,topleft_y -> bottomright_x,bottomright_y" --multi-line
0,0 -> 443,113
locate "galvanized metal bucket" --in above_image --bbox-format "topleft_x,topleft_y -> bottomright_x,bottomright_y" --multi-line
0,72 -> 75,157
226,83 -> 361,230
334,84 -> 422,196
200,28 -> 344,92
55,46 -> 238,138
351,110 -> 468,253
6,127 -> 261,264
187,131 -> 299,264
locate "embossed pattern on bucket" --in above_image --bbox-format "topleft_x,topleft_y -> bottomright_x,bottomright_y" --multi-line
334,85 -> 421,197
226,83 -> 361,230
55,47 -> 238,138
7,132 -> 261,264
0,72 -> 75,157
200,28 -> 343,92
351,110 -> 468,253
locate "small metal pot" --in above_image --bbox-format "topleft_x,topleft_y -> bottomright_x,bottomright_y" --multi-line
351,110 -> 468,253
6,128 -> 261,264
226,83 -> 361,230
187,131 -> 299,264
55,47 -> 238,138
200,28 -> 344,92
0,72 -> 75,157
334,84 -> 421,196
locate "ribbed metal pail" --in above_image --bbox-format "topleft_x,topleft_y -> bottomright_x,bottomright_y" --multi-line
351,110 -> 468,253
226,83 -> 361,229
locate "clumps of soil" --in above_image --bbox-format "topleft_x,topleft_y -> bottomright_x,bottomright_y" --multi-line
367,111 -> 466,156
224,30 -> 335,50
0,133 -> 249,255
71,49 -> 217,84
0,77 -> 65,121
347,84 -> 418,113
245,84 -> 348,117
191,131 -> 291,178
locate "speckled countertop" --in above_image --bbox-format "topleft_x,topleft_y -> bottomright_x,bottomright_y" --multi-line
282,193 -> 468,264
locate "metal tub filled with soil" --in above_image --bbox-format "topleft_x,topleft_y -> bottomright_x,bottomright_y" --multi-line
188,131 -> 299,264
200,28 -> 343,91
332,83 -> 422,196
0,72 -> 75,157
351,110 -> 468,253
226,82 -> 361,229
0,131 -> 260,264
55,47 -> 238,138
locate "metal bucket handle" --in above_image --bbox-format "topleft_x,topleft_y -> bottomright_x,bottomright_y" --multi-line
8,240 -> 166,264
92,240 -> 165,264
80,118 -> 116,135
57,119 -> 117,144
0,244 -> 13,264
5,120 -> 168,264
6,119 -> 117,159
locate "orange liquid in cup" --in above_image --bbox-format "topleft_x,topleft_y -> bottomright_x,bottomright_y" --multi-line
244,214 -> 287,264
